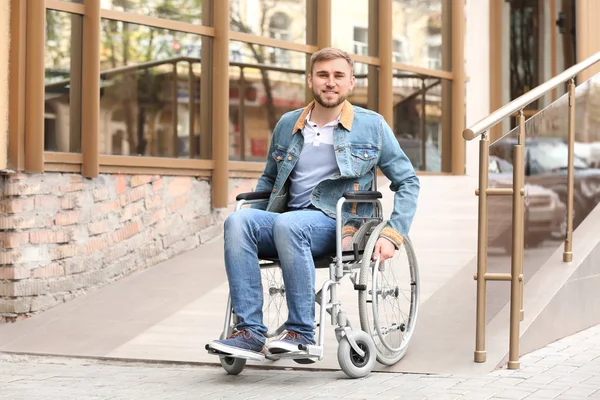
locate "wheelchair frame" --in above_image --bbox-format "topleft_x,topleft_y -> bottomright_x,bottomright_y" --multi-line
211,187 -> 419,379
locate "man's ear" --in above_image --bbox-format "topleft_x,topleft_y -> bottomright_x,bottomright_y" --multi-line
307,73 -> 313,89
349,75 -> 356,90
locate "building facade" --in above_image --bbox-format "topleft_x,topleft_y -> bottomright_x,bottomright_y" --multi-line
1,0 -> 598,321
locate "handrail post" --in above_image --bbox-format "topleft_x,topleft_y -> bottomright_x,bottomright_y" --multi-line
508,110 -> 526,370
563,79 -> 576,262
474,132 -> 489,363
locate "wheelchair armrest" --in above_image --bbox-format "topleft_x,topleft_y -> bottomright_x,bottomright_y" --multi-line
235,191 -> 272,201
343,190 -> 382,200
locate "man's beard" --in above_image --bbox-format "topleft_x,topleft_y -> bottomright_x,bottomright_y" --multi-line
314,89 -> 347,108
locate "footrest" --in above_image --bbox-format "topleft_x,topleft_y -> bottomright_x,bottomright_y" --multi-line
205,343 -> 266,362
266,344 -> 323,360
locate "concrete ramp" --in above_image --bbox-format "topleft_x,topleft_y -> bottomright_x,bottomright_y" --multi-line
397,203 -> 600,375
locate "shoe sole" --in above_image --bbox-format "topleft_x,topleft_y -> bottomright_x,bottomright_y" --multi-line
266,341 -> 315,354
207,342 -> 265,361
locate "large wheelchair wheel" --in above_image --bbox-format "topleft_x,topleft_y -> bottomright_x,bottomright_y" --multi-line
260,262 -> 287,339
357,221 -> 420,366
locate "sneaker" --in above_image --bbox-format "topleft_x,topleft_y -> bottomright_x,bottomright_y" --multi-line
207,330 -> 265,361
266,330 -> 315,354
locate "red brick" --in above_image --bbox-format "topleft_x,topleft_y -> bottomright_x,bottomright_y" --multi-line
0,215 -> 38,230
29,230 -> 69,244
94,199 -> 120,215
144,195 -> 163,209
53,244 -> 77,260
85,235 -> 111,253
0,251 -> 22,265
116,175 -> 128,194
152,178 -> 164,192
6,173 -> 30,181
55,211 -> 80,226
167,194 -> 190,213
131,175 -> 153,187
88,220 -> 109,236
0,198 -> 35,213
166,177 -> 192,198
112,221 -> 140,243
62,182 -> 84,193
0,266 -> 29,279
4,181 -> 42,196
61,193 -> 84,210
120,202 -> 145,222
129,185 -> 147,203
35,196 -> 60,210
31,263 -> 64,278
0,232 -> 29,248
93,188 -> 110,202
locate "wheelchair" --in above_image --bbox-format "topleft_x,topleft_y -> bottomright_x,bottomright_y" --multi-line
207,187 -> 420,379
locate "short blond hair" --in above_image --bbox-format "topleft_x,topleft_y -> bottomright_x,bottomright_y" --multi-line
309,47 -> 354,74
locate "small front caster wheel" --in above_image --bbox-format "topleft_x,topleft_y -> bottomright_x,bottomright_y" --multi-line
219,356 -> 246,375
337,330 -> 377,379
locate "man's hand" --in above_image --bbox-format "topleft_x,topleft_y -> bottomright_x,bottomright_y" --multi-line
373,238 -> 396,262
342,235 -> 353,250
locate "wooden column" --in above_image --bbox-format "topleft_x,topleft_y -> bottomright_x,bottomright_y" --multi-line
212,0 -> 230,208
9,0 -> 27,170
317,0 -> 331,48
81,0 -> 100,177
451,0 -> 466,175
576,0 -> 600,82
25,0 -> 46,172
378,0 -> 393,125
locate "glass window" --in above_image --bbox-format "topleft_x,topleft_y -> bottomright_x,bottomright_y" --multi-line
349,62 -> 377,111
331,0 -> 371,56
230,0 -> 306,45
229,42 -> 307,161
101,0 -> 206,26
392,70 -> 449,172
45,10 -> 83,153
392,0 -> 447,71
100,19 -> 212,158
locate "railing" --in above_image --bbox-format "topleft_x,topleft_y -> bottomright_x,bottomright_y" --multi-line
463,51 -> 600,369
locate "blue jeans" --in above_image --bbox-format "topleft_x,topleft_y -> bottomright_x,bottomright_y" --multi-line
224,208 -> 337,342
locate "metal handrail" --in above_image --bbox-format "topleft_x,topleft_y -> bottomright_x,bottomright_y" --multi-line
463,51 -> 600,372
463,51 -> 600,141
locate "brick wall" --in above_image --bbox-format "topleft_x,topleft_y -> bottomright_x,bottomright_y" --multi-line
0,172 -> 229,322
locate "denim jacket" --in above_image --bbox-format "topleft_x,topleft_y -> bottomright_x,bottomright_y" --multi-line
255,100 -> 420,247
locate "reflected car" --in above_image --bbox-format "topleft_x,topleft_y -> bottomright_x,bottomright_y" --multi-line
487,156 -> 566,250
491,138 -> 600,230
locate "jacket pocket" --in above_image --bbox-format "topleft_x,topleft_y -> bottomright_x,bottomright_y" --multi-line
271,148 -> 286,172
350,145 -> 379,176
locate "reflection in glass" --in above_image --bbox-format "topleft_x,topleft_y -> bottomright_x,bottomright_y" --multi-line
99,20 -> 211,158
102,0 -> 204,25
331,0 -> 370,56
392,0 -> 446,71
45,10 -> 83,153
484,75 -> 600,321
349,62 -> 376,111
392,70 -> 445,172
228,43 -> 306,161
230,0 -> 306,45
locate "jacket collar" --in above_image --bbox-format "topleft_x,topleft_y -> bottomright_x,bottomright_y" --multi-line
292,100 -> 354,134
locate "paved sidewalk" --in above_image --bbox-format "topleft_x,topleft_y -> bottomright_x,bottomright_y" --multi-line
2,324 -> 600,399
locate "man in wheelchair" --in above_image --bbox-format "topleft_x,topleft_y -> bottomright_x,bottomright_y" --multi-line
208,48 -> 419,363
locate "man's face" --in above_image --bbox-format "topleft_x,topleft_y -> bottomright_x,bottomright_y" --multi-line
308,58 -> 355,108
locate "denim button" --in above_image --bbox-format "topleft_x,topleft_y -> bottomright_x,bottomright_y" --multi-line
287,156 -> 292,161
272,188 -> 277,193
